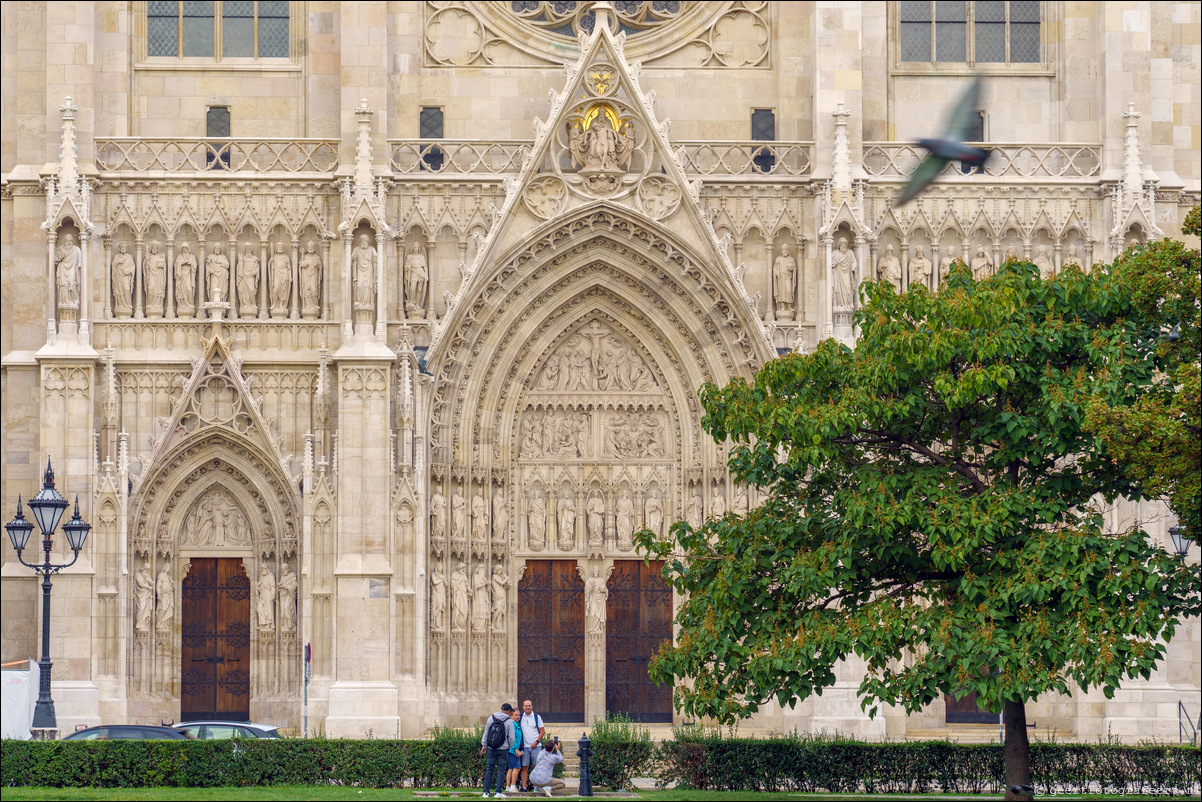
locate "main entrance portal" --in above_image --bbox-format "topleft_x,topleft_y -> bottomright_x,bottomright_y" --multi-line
518,560 -> 585,721
180,558 -> 251,721
606,560 -> 673,722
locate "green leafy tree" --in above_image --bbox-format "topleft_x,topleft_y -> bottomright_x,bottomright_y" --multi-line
638,259 -> 1199,800
1087,206 -> 1201,544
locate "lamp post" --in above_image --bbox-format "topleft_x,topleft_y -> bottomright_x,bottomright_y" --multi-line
5,458 -> 91,740
1168,526 -> 1193,562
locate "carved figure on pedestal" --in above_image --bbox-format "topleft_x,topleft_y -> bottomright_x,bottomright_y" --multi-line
877,244 -> 902,291
206,243 -> 230,303
569,113 -> 634,172
451,489 -> 467,541
685,489 -> 703,530
971,245 -> 993,280
299,240 -> 322,319
174,243 -> 197,316
237,244 -> 260,316
134,561 -> 154,632
144,240 -> 167,315
492,490 -> 508,538
491,565 -> 510,631
585,566 -> 609,635
404,241 -> 428,317
430,490 -> 446,536
616,489 -> 636,550
257,565 -> 276,631
1004,246 -> 1019,264
711,487 -> 727,519
269,242 -> 291,317
111,242 -> 135,318
773,243 -> 797,319
644,490 -> 663,537
450,562 -> 469,631
278,563 -> 297,632
558,492 -> 576,550
909,245 -> 932,289
1033,245 -> 1054,279
55,233 -> 82,309
430,561 -> 447,631
471,491 -> 488,557
586,491 -> 605,549
155,563 -> 174,632
471,564 -> 489,633
940,245 -> 961,280
1063,244 -> 1082,269
733,485 -> 749,517
832,237 -> 856,309
352,233 -> 377,310
528,490 -> 547,550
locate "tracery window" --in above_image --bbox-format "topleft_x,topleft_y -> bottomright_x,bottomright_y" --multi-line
148,1 -> 290,60
509,0 -> 686,39
899,1 -> 1040,65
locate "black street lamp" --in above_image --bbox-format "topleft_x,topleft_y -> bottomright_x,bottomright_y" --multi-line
5,458 -> 90,740
1168,525 -> 1193,562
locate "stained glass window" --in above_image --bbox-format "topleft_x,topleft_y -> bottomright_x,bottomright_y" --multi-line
146,1 -> 289,60
898,1 -> 1040,66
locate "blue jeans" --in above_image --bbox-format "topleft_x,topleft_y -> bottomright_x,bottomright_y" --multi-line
483,748 -> 508,795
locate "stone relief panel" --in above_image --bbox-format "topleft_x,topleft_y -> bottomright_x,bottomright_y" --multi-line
180,487 -> 254,548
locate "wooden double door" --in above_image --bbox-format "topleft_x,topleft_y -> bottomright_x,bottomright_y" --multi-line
518,560 -> 585,722
180,558 -> 251,721
605,560 -> 673,723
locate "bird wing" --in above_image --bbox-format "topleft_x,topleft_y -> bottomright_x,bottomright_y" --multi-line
944,75 -> 983,143
895,154 -> 948,206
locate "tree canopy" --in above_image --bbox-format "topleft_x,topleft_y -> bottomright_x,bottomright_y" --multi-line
638,255 -> 1199,798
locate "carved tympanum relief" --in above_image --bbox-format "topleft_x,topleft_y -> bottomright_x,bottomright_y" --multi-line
180,487 -> 253,547
532,321 -> 658,394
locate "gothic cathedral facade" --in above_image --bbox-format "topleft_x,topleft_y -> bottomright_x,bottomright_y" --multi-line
2,2 -> 1199,739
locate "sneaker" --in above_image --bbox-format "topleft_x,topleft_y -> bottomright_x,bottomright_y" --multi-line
543,788 -> 553,798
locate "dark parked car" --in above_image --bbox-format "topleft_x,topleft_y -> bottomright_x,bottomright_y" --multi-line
63,725 -> 192,740
171,721 -> 280,739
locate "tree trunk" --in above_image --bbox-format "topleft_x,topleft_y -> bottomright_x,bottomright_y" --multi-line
1003,698 -> 1033,801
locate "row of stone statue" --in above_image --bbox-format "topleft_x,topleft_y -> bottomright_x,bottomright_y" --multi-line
524,487 -> 659,552
133,560 -> 296,634
830,237 -> 1086,309
429,560 -> 510,633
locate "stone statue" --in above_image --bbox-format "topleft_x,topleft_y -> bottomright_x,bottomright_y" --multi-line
492,490 -> 507,537
970,245 -> 993,280
490,565 -> 510,631
733,485 -> 749,517
585,566 -> 609,635
568,113 -> 634,172
134,561 -> 153,632
1063,244 -> 1082,268
451,489 -> 466,541
644,490 -> 663,537
773,243 -> 797,319
174,243 -> 197,316
471,564 -> 489,633
144,240 -> 167,315
711,487 -> 727,519
404,241 -> 428,316
877,244 -> 902,291
685,489 -> 703,530
269,241 -> 291,317
450,562 -> 469,631
237,243 -> 260,316
1004,246 -> 1019,263
557,492 -> 576,550
909,245 -> 932,289
832,237 -> 857,309
111,241 -> 135,318
257,564 -> 276,631
205,242 -> 230,303
616,489 -> 636,550
471,491 -> 487,541
55,232 -> 82,308
939,244 -> 961,280
430,561 -> 447,631
299,240 -> 322,319
352,233 -> 376,309
1033,244 -> 1054,279
278,562 -> 297,632
155,563 -> 173,632
430,489 -> 446,535
527,490 -> 546,550
586,491 -> 606,549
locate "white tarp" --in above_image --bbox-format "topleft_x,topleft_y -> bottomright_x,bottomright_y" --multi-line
1,660 -> 36,740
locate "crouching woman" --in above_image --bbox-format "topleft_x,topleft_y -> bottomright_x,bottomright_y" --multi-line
528,737 -> 565,796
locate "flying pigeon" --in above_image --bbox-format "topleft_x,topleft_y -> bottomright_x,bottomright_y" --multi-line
894,76 -> 990,206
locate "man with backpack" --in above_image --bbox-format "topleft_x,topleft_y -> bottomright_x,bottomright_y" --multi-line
518,699 -> 545,792
480,702 -> 518,798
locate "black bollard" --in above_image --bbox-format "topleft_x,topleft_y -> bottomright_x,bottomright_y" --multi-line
577,731 -> 593,796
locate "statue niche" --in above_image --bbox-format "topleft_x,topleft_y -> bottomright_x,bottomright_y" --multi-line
568,105 -> 634,197
179,487 -> 254,548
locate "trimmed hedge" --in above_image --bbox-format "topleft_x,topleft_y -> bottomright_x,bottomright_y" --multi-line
653,733 -> 1201,796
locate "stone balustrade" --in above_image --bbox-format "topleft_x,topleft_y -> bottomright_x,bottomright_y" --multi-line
862,142 -> 1103,180
672,141 -> 814,178
94,138 -> 340,175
